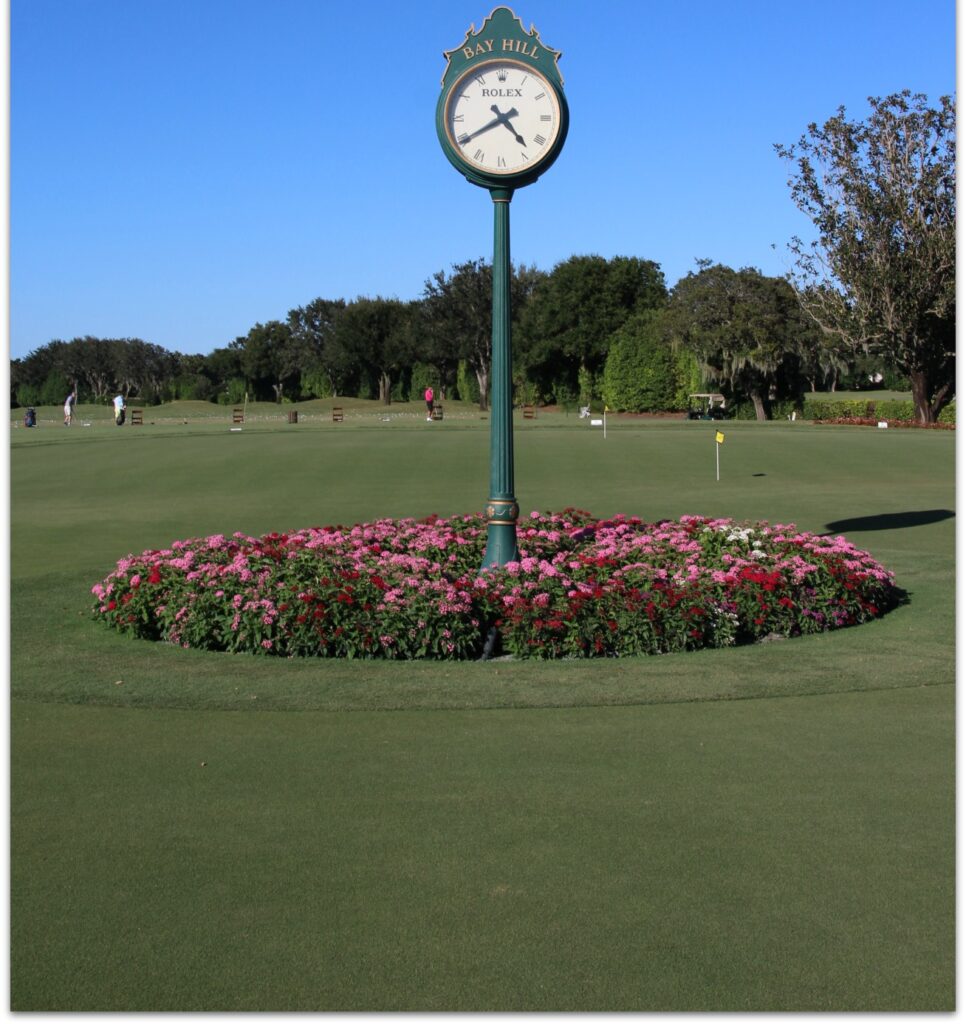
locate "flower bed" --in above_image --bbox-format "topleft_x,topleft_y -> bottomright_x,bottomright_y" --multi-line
91,510 -> 902,661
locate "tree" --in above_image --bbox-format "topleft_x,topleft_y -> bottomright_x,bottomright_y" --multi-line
776,91 -> 955,422
235,321 -> 300,402
517,255 -> 667,403
665,263 -> 816,420
68,336 -> 115,402
601,310 -> 701,413
287,298 -> 347,397
331,298 -> 411,405
420,259 -> 494,411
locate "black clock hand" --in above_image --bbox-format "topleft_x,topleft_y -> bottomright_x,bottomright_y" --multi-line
494,105 -> 526,146
461,113 -> 505,143
461,105 -> 527,147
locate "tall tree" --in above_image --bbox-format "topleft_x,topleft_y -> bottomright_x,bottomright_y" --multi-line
421,259 -> 494,411
776,91 -> 955,422
517,255 -> 667,403
332,298 -> 411,405
235,321 -> 300,402
287,298 -> 347,397
665,263 -> 816,420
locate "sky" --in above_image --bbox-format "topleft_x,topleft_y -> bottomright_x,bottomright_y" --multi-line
9,0 -> 957,361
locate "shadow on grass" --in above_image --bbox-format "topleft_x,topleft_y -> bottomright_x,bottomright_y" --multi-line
823,509 -> 954,535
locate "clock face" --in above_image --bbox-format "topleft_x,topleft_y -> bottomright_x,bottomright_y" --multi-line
445,59 -> 562,176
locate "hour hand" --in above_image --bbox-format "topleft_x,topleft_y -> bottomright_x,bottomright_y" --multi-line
493,105 -> 526,146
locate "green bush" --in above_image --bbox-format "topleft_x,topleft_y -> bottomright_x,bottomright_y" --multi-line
456,360 -> 480,405
602,311 -> 681,412
216,377 -> 248,405
807,399 -> 878,421
408,363 -> 437,403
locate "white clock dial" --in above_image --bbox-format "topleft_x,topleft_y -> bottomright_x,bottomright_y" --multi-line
446,60 -> 561,175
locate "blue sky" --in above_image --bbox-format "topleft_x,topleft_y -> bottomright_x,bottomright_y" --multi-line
10,0 -> 956,361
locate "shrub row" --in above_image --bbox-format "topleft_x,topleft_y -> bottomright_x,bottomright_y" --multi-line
807,398 -> 956,424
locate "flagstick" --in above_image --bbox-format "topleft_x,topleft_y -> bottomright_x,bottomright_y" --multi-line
716,438 -> 720,481
603,408 -> 607,440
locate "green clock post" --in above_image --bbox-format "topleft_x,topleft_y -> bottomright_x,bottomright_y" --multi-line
436,6 -> 568,569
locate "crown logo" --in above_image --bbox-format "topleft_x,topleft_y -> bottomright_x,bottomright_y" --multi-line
496,69 -> 508,82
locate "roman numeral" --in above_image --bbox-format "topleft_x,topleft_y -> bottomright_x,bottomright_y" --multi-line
474,148 -> 484,161
540,114 -> 551,122
497,156 -> 507,168
458,134 -> 470,146
453,114 -> 464,122
534,91 -> 545,100
534,133 -> 546,146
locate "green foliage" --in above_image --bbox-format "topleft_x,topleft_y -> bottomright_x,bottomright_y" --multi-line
216,377 -> 247,405
665,263 -> 815,419
777,91 -> 956,422
513,372 -> 539,407
420,260 -> 495,410
14,383 -> 41,408
171,373 -> 213,402
408,362 -> 437,403
38,370 -> 72,407
299,369 -> 331,400
518,255 -> 668,402
456,359 -> 480,405
576,365 -> 596,406
671,347 -> 704,410
803,397 -> 957,424
601,311 -> 702,413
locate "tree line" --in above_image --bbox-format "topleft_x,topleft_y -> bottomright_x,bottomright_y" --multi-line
12,92 -> 955,422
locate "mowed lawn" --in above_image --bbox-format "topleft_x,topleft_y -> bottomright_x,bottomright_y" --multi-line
10,409 -> 955,1010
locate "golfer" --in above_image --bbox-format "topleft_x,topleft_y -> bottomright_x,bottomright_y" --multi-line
424,386 -> 434,421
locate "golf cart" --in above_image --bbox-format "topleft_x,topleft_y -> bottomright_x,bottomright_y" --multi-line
686,393 -> 727,420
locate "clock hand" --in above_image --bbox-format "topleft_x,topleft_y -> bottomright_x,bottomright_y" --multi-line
460,106 -> 527,147
461,113 -> 505,144
494,106 -> 526,146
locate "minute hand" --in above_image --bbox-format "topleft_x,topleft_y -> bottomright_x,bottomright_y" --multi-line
462,106 -> 525,146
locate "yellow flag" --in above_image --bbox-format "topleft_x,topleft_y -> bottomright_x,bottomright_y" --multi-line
604,405 -> 610,412
715,431 -> 725,444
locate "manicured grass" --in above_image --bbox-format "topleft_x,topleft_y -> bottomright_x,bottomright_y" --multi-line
10,414 -> 954,1009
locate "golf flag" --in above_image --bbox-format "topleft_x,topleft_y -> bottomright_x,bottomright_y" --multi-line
715,430 -> 725,444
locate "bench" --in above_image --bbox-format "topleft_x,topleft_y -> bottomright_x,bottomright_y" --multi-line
431,401 -> 443,421
130,409 -> 143,426
232,407 -> 244,424
332,407 -> 344,422
522,404 -> 536,419
287,410 -> 298,424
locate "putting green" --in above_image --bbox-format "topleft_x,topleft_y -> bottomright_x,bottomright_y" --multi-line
10,410 -> 955,1009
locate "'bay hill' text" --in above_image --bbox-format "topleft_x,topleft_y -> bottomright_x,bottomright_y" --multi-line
462,37 -> 540,60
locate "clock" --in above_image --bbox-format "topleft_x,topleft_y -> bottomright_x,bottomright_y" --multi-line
440,58 -> 566,186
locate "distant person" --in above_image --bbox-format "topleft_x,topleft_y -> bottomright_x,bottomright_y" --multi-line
113,393 -> 126,426
63,390 -> 76,426
424,386 -> 434,421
